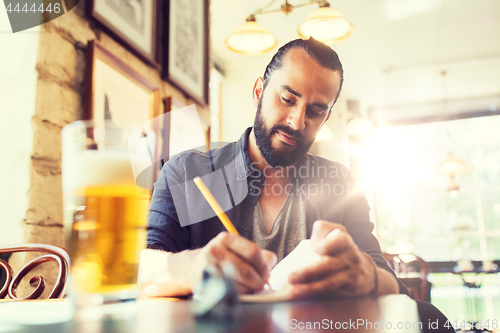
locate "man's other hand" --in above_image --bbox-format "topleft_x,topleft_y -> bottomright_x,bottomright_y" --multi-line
287,220 -> 397,298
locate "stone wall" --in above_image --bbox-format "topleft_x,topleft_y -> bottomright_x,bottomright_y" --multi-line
9,0 -> 209,298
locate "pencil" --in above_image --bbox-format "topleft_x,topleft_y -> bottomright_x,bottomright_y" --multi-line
193,176 -> 273,291
193,176 -> 239,235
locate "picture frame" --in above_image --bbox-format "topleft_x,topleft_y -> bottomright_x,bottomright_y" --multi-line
88,0 -> 160,68
162,0 -> 209,106
84,40 -> 160,124
84,40 -> 160,192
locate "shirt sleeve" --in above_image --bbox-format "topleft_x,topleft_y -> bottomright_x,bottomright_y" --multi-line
360,234 -> 411,296
147,156 -> 190,253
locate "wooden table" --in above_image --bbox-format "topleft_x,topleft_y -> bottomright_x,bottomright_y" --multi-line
1,295 -> 422,333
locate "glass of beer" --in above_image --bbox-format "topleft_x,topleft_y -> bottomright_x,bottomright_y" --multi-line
62,120 -> 152,305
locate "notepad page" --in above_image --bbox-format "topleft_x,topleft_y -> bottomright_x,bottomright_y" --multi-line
268,239 -> 321,291
240,239 -> 321,303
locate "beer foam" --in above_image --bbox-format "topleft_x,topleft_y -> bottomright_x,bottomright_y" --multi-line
63,151 -> 136,192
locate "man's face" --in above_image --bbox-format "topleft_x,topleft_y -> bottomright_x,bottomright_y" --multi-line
253,48 -> 342,168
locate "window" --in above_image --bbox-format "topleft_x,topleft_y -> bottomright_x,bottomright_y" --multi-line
355,115 -> 500,262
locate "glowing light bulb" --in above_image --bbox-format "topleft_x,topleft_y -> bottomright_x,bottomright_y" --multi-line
444,162 -> 458,172
314,21 -> 335,40
242,34 -> 261,51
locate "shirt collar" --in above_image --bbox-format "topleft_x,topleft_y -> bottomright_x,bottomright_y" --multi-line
235,127 -> 256,180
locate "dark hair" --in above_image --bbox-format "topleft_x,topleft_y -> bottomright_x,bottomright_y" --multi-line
262,37 -> 344,107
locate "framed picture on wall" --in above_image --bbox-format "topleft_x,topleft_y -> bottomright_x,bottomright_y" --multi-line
88,0 -> 160,68
162,0 -> 209,106
84,40 -> 161,190
84,39 -> 160,125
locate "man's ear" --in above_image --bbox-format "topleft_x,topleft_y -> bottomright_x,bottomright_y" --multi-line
252,77 -> 264,107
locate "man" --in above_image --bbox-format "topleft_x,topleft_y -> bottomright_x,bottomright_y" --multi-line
138,37 -> 402,298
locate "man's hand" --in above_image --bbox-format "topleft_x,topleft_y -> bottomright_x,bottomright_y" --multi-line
287,221 -> 398,298
196,232 -> 277,293
139,232 -> 277,297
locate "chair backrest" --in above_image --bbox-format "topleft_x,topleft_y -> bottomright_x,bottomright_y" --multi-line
383,252 -> 431,302
0,244 -> 70,300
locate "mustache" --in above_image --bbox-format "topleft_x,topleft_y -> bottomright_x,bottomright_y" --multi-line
270,125 -> 305,144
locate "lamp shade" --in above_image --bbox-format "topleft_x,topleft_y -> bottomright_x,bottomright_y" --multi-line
436,153 -> 471,177
226,16 -> 277,55
298,6 -> 353,44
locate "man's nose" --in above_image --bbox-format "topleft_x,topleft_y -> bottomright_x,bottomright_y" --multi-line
287,104 -> 306,131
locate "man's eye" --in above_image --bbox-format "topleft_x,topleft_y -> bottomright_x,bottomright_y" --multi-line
307,109 -> 322,118
281,96 -> 294,105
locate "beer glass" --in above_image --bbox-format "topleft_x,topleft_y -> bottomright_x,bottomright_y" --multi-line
62,120 -> 152,305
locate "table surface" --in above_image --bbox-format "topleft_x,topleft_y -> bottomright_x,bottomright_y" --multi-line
0,294 -> 422,333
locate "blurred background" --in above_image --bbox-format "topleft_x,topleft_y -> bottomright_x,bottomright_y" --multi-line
1,0 -> 499,324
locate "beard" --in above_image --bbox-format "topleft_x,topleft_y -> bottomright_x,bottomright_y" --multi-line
253,97 -> 313,169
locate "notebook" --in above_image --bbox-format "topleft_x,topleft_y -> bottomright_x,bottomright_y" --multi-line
239,239 -> 321,303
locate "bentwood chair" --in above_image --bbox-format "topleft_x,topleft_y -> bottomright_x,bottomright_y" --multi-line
0,244 -> 70,300
383,252 -> 432,302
